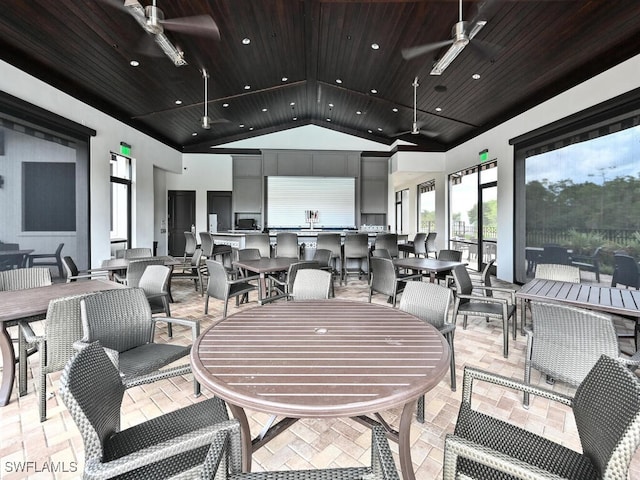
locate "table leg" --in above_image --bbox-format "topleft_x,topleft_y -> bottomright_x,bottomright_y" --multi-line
0,324 -> 16,406
227,403 -> 253,472
257,273 -> 267,305
428,271 -> 436,283
398,399 -> 418,480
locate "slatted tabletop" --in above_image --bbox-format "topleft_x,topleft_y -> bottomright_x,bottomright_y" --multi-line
192,300 -> 449,480
516,278 -> 640,318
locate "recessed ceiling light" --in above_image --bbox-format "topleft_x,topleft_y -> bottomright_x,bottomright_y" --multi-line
290,102 -> 295,106
192,132 -> 198,136
336,79 -> 342,84
129,60 -> 139,67
244,85 -> 251,90
242,38 -> 251,45
239,124 -> 245,128
435,107 -> 443,112
175,100 -> 182,105
392,108 -> 398,112
262,108 -> 268,112
328,103 -> 334,108
249,127 -> 254,131
377,127 -> 383,132
370,89 -> 378,94
367,129 -> 373,134
326,118 -> 331,122
222,103 -> 229,108
356,111 -> 362,115
371,43 -> 380,50
472,73 -> 481,80
282,76 -> 288,82
292,117 -> 298,121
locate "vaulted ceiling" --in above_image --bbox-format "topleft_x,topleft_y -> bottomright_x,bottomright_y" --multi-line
0,0 -> 638,153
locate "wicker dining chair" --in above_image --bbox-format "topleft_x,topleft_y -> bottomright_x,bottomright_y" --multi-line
534,263 -> 581,283
368,256 -> 422,307
434,249 -> 462,283
451,265 -> 517,358
316,232 -> 342,277
205,260 -> 258,318
399,281 -> 455,422
199,231 -> 214,258
209,423 -> 399,480
245,233 -> 272,258
398,232 -> 426,258
275,232 -> 300,259
62,256 -> 108,282
374,233 -> 399,259
122,247 -> 153,259
171,249 -> 205,295
139,264 -> 173,336
425,232 -> 438,258
183,231 -> 197,262
443,354 -> 640,480
28,242 -> 64,278
114,257 -> 165,287
342,233 -> 370,285
290,269 -> 332,300
19,293 -> 93,421
76,287 -> 201,395
0,267 -> 52,291
60,341 -> 237,480
271,261 -> 320,299
312,248 -> 336,297
523,301 -> 640,407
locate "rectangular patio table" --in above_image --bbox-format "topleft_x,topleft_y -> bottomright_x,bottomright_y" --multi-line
393,257 -> 466,283
232,257 -> 299,304
191,300 -> 450,480
0,279 -> 124,406
516,277 -> 640,333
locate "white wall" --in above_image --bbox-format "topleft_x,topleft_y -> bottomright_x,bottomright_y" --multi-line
0,60 -> 182,266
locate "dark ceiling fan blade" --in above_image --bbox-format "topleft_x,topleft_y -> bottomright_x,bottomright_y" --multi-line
401,39 -> 453,61
161,15 -> 220,40
390,130 -> 412,137
468,38 -> 502,61
467,0 -> 501,33
136,33 -> 164,57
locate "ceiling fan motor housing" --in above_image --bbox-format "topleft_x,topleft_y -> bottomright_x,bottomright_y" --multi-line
144,5 -> 164,34
452,21 -> 470,46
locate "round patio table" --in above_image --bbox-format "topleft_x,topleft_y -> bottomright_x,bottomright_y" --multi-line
191,299 -> 450,480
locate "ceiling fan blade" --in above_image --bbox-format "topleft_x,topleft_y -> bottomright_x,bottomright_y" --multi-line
420,130 -> 440,138
390,130 -> 412,137
401,39 -> 453,61
467,0 -> 500,32
136,33 -> 164,57
161,15 -> 220,40
468,38 -> 502,61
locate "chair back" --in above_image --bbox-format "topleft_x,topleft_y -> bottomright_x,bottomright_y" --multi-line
312,248 -> 332,268
139,265 -> 171,314
413,233 -> 427,256
344,233 -> 369,258
611,254 -> 640,289
426,232 -> 437,256
572,355 -> 640,478
399,281 -> 452,330
372,248 -> 391,259
479,259 -> 495,297
369,257 -> 398,297
291,269 -> 331,300
286,261 -> 319,293
59,342 -> 124,465
0,267 -> 52,291
205,260 -> 229,300
183,231 -> 197,256
123,248 -> 153,259
316,233 -> 341,258
0,243 -> 19,251
245,234 -> 271,258
237,248 -> 261,261
62,256 -> 79,280
438,249 -> 462,262
375,233 -> 398,259
275,232 -> 299,259
126,258 -> 165,288
81,288 -> 153,353
45,294 -> 92,372
535,263 -> 580,283
452,265 -> 473,301
529,302 -> 619,386
199,232 -> 214,257
541,245 -> 571,265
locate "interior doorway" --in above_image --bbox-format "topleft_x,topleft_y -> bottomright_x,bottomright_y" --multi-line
207,191 -> 232,232
168,190 -> 195,256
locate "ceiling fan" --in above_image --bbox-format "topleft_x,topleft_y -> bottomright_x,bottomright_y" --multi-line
108,0 -> 220,66
401,0 -> 498,75
392,77 -> 439,139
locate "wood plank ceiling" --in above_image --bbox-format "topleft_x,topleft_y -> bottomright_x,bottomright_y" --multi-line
0,0 -> 638,153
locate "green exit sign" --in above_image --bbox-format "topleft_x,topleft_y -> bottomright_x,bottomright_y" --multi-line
120,142 -> 131,156
479,149 -> 489,162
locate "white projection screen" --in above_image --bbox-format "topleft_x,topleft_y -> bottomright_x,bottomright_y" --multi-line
267,176 -> 356,228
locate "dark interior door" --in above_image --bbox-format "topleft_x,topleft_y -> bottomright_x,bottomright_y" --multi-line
168,190 -> 195,256
207,191 -> 232,232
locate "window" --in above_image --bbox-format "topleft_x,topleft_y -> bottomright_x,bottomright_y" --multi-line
512,90 -> 640,283
110,153 -> 131,249
395,189 -> 409,233
417,180 -> 435,232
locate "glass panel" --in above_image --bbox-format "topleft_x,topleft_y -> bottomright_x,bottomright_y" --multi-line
481,185 -> 498,269
418,188 -> 435,232
110,154 -> 131,180
450,170 -> 478,270
110,181 -> 129,246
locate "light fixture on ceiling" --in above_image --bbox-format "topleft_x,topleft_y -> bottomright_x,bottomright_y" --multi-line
201,68 -> 211,129
124,0 -> 187,66
429,0 -> 486,75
